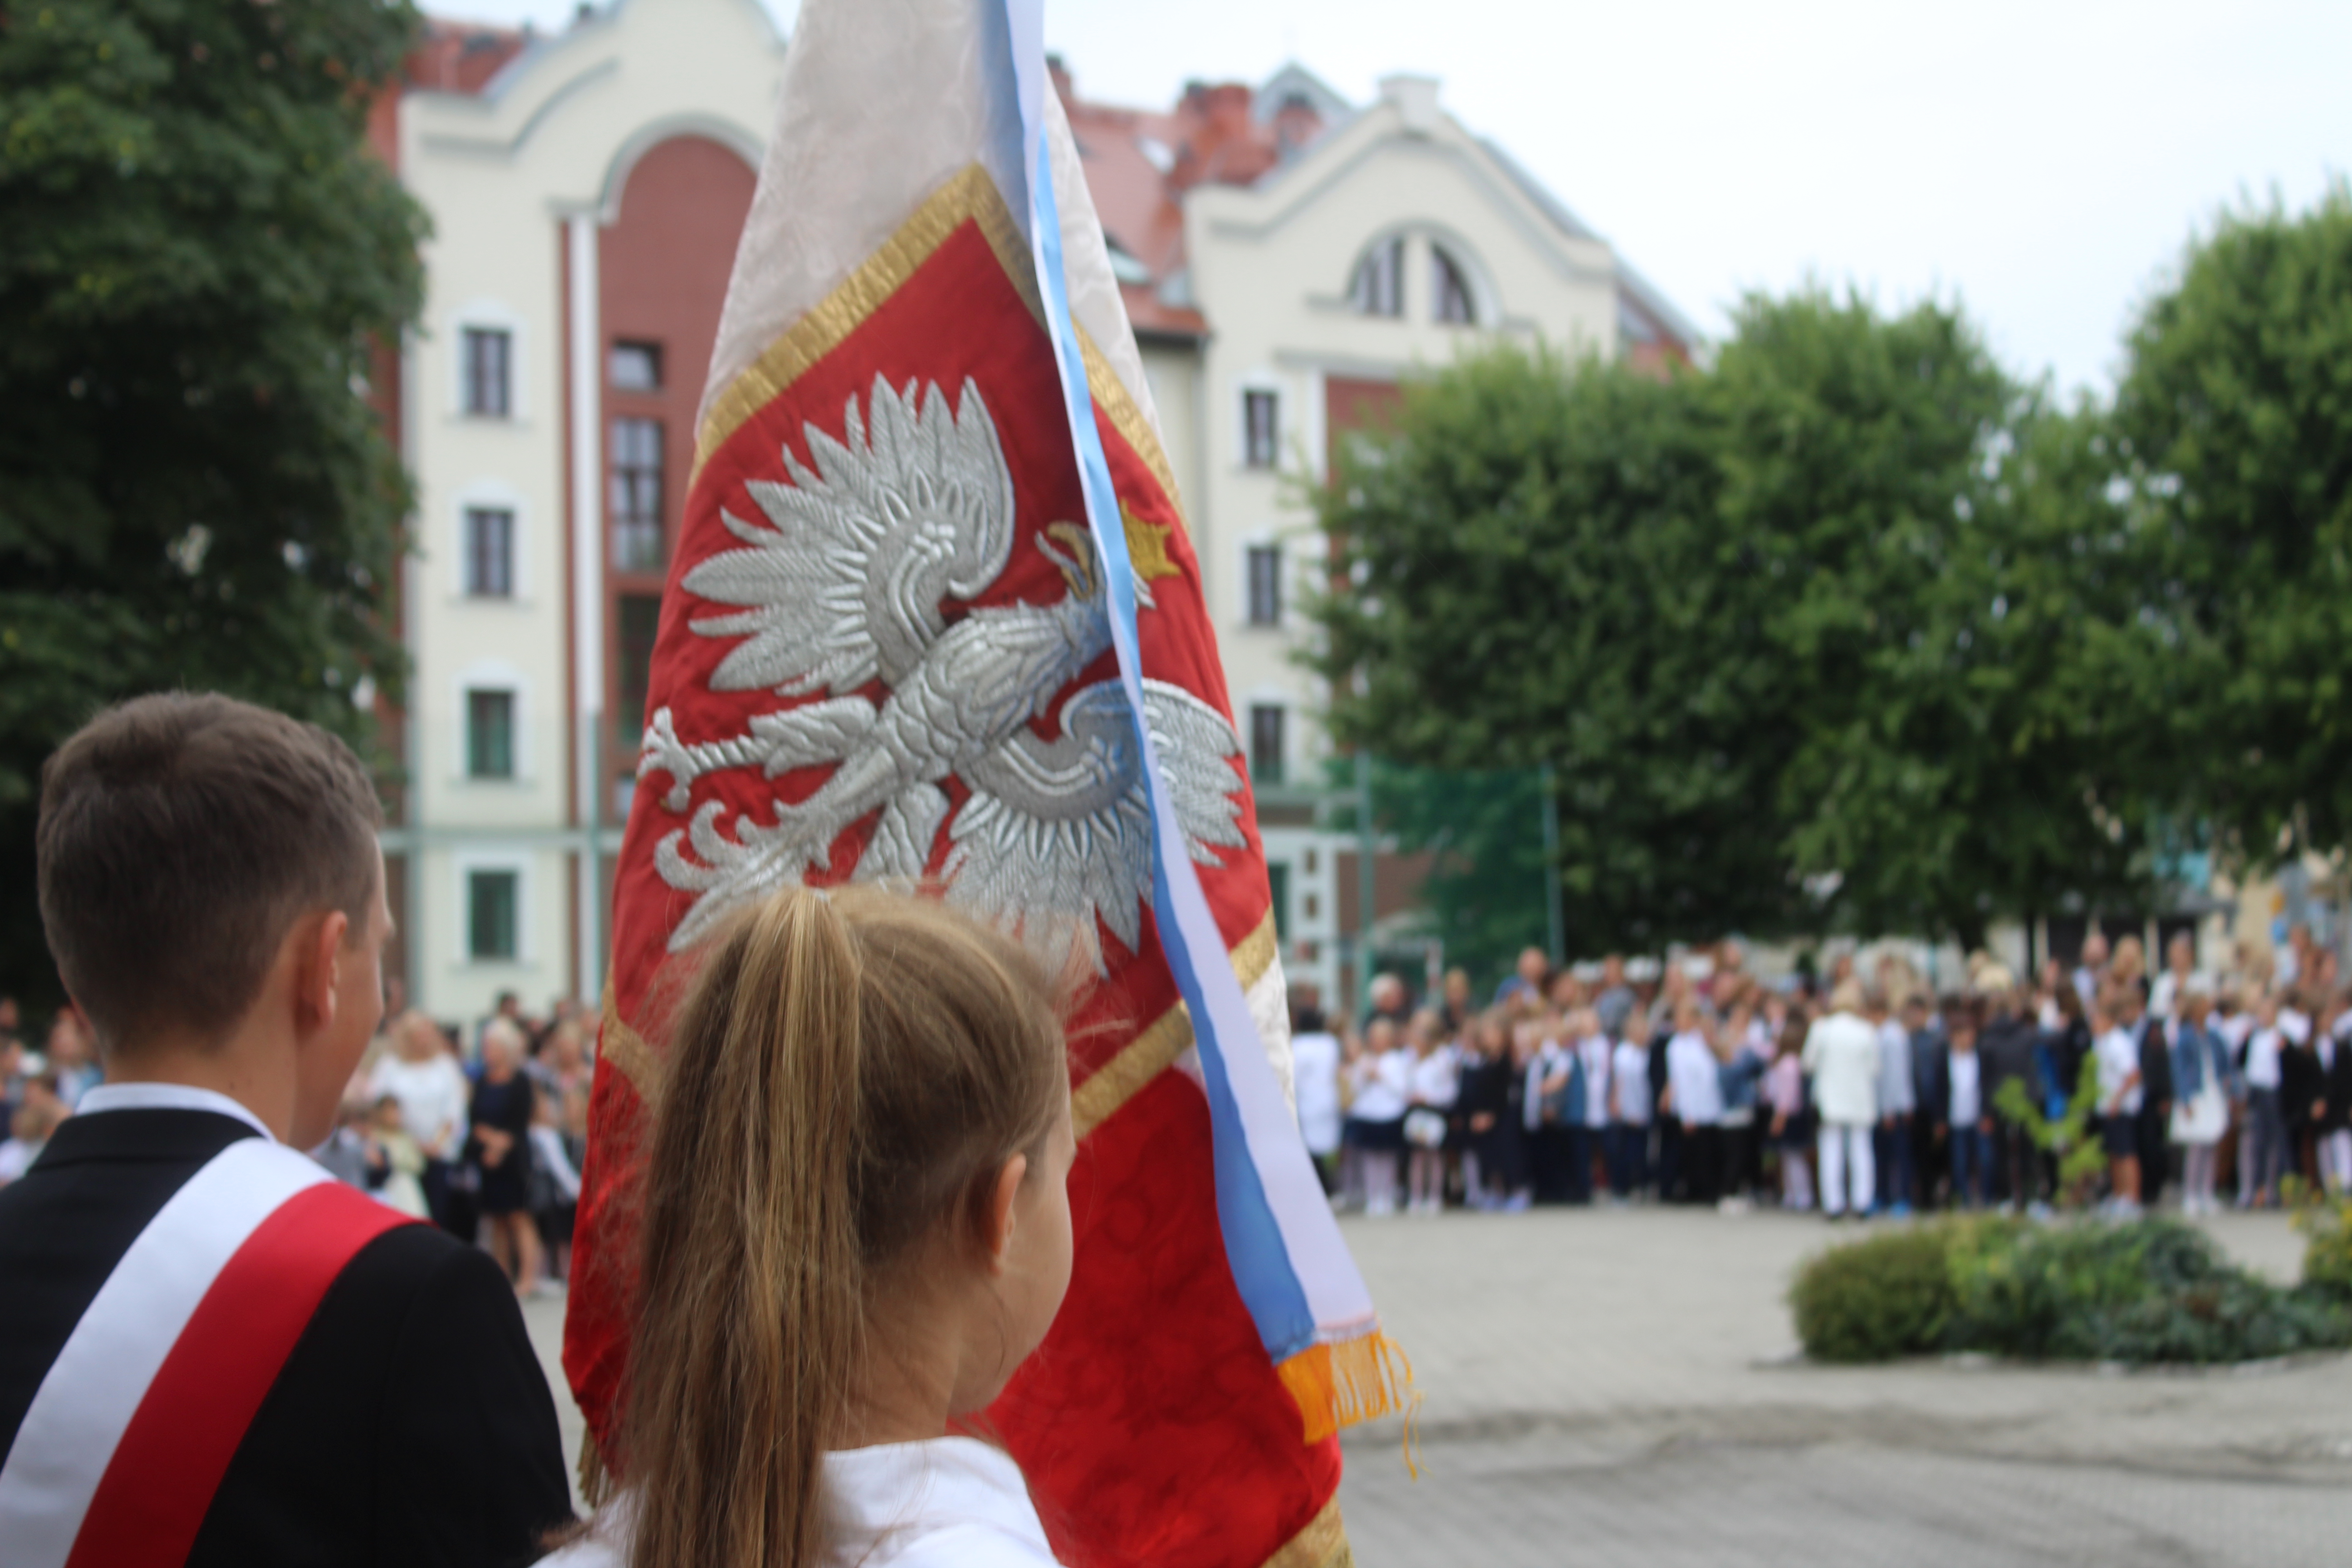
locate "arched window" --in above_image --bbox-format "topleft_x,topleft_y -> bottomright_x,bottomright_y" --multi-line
1349,237 -> 1404,318
1432,244 -> 1477,325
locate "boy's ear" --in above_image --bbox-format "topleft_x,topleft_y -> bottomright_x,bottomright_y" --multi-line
297,910 -> 351,1035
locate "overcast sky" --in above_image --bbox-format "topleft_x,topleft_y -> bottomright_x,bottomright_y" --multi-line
439,0 -> 2349,397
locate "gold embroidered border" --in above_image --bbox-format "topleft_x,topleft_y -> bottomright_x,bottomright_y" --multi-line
1077,324 -> 1186,530
1264,1498 -> 1353,1568
1070,908 -> 1279,1142
599,978 -> 663,1113
695,163 -> 1039,471
694,163 -> 1188,536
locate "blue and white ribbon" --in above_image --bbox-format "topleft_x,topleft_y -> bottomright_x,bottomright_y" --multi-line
1001,0 -> 1379,1374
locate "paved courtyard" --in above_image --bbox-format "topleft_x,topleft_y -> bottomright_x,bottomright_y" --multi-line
523,1207 -> 2352,1566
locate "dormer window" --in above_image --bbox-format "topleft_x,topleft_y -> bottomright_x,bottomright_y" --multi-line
1349,237 -> 1403,318
1104,237 -> 1154,286
1433,245 -> 1477,325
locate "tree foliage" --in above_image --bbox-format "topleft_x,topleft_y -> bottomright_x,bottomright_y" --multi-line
2113,182 -> 2352,864
1309,345 -> 1799,954
0,0 -> 424,1000
1310,291 -> 2164,951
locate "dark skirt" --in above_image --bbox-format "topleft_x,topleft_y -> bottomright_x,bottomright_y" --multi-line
1345,1114 -> 1406,1152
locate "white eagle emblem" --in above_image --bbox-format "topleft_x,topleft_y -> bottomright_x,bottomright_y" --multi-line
638,374 -> 1250,976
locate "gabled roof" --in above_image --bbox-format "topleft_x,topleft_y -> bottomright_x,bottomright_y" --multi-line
1058,61 -> 1698,362
1478,137 -> 1704,355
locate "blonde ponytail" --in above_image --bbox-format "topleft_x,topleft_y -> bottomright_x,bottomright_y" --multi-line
621,884 -> 1067,1568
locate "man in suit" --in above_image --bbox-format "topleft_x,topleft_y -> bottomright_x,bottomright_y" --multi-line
0,693 -> 572,1567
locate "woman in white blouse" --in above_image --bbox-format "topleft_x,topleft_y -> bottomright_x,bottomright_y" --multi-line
366,1010 -> 470,1231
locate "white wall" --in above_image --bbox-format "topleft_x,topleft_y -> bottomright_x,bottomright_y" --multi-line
395,0 -> 780,1020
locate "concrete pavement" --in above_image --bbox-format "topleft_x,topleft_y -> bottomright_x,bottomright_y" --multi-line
522,1206 -> 2352,1565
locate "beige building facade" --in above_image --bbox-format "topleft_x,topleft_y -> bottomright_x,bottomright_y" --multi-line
374,2 -> 1695,1019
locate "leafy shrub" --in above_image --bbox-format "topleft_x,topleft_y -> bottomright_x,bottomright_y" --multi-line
1792,1216 -> 2352,1366
2292,1193 -> 2352,1301
1990,1055 -> 2108,1203
1947,1219 -> 2349,1364
1788,1228 -> 1955,1362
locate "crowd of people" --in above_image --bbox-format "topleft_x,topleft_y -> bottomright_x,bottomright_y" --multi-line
0,984 -> 597,1294
1288,926 -> 2352,1222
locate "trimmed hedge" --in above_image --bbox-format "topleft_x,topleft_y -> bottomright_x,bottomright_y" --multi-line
1788,1227 -> 1955,1363
1788,1215 -> 2352,1366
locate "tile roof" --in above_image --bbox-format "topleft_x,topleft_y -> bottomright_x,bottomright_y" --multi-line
403,18 -> 531,94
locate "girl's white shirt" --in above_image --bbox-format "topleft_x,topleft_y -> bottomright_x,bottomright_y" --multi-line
1578,1035 -> 1613,1128
540,1437 -> 1060,1568
2244,1026 -> 2284,1090
2094,1026 -> 2144,1115
1610,1040 -> 1652,1125
1663,1031 -> 1724,1126
1406,1043 -> 1459,1108
1289,1031 -> 1343,1156
1348,1048 -> 1413,1122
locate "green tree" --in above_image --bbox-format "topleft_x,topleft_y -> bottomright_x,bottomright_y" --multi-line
0,0 -> 424,1003
1716,292 -> 2151,947
2112,183 -> 2352,865
1309,294 -> 2163,957
1308,345 -> 1802,954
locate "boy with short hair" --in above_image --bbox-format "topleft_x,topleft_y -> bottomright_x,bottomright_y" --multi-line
0,693 -> 571,1565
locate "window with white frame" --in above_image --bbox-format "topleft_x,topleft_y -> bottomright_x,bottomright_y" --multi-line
608,339 -> 662,391
1243,389 -> 1279,469
1349,237 -> 1404,318
610,417 -> 665,571
461,327 -> 512,417
463,506 -> 514,598
467,868 -> 519,961
1249,704 -> 1285,784
466,688 -> 514,779
1432,244 -> 1477,325
1246,545 -> 1283,626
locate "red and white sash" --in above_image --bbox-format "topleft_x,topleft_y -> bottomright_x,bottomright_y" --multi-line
0,1137 -> 415,1568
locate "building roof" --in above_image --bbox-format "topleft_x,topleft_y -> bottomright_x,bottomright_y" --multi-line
403,17 -> 532,94
1056,60 -> 1696,362
393,18 -> 1695,360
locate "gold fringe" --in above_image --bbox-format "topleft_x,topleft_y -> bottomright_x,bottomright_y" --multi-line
1262,1496 -> 1355,1568
1276,1333 -> 1421,1475
577,1427 -> 612,1509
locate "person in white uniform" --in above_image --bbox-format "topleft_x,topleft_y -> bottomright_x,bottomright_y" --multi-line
544,885 -> 1077,1568
1803,981 -> 1882,1220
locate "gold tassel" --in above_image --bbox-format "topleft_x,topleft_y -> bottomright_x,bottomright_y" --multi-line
1275,1333 -> 1421,1475
577,1427 -> 612,1509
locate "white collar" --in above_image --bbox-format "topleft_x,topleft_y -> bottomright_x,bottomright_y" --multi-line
824,1436 -> 1053,1564
75,1082 -> 277,1143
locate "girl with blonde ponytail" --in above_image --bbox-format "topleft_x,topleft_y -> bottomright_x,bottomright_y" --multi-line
544,884 -> 1077,1568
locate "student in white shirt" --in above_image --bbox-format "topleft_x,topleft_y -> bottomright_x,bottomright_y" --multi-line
2091,991 -> 2145,1216
2238,996 -> 2290,1208
1343,1018 -> 1412,1218
1940,1011 -> 1990,1209
1577,1015 -> 1613,1205
1287,1003 -> 1343,1195
544,886 -> 1075,1568
1608,1016 -> 1654,1201
1402,1011 -> 1459,1216
1661,1001 -> 1725,1205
